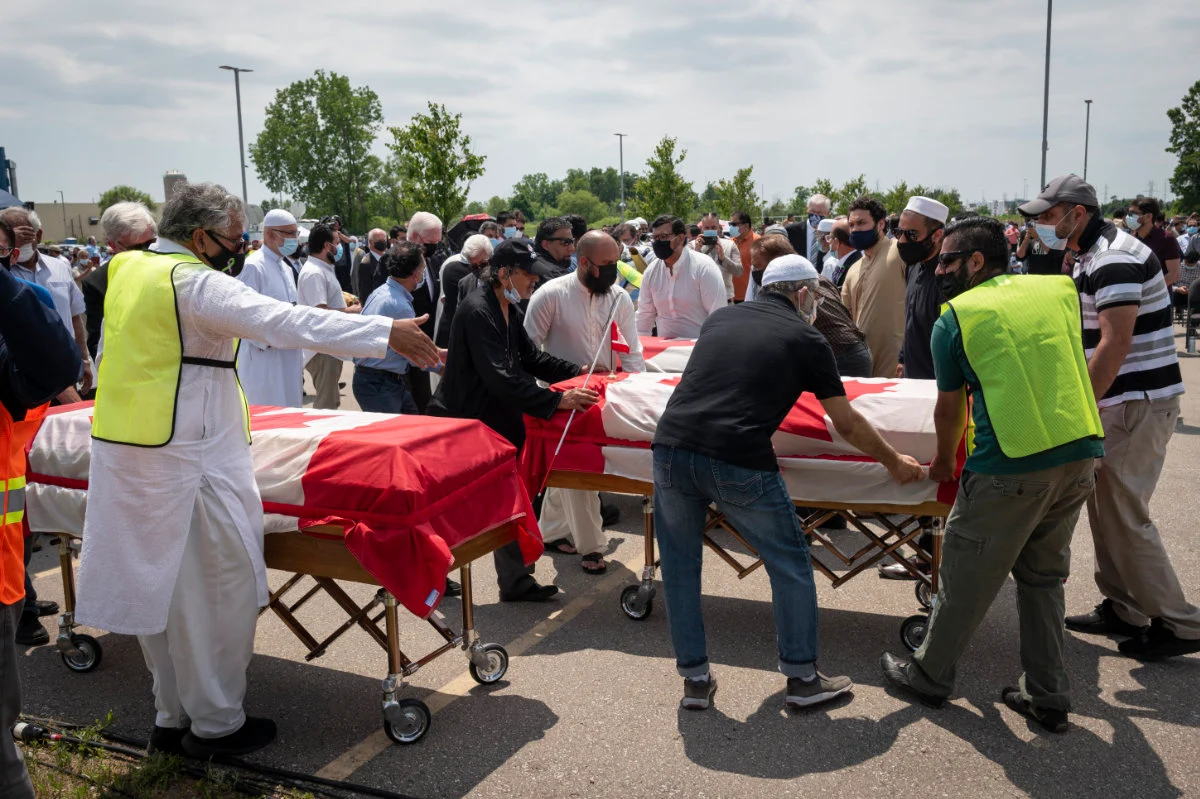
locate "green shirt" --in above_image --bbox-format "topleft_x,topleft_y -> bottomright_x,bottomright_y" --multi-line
931,311 -> 1103,475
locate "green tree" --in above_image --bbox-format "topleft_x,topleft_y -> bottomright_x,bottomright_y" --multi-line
1167,80 -> 1200,211
564,167 -> 624,206
464,200 -> 486,215
98,185 -> 157,214
555,188 -> 608,223
631,136 -> 696,220
712,166 -> 761,220
509,173 -> 563,219
249,70 -> 383,231
485,195 -> 509,218
386,101 -> 486,225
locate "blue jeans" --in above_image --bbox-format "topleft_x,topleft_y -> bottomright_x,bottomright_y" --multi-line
352,367 -> 419,414
652,445 -> 819,679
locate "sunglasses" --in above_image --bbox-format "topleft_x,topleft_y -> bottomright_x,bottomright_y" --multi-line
206,229 -> 247,253
545,237 -> 575,246
895,228 -> 927,241
937,250 -> 973,267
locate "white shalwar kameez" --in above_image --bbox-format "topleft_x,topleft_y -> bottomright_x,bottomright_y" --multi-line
524,274 -> 645,557
76,239 -> 392,739
235,245 -> 304,407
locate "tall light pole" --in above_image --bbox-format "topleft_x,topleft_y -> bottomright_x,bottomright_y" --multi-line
614,133 -> 627,221
1039,0 -> 1053,189
1083,99 -> 1093,180
219,65 -> 253,206
1023,177 -> 1029,200
57,190 -> 68,239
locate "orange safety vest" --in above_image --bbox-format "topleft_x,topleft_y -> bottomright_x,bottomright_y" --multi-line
1,402 -> 47,605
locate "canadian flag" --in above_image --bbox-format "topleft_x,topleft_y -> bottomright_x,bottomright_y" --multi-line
610,321 -> 630,354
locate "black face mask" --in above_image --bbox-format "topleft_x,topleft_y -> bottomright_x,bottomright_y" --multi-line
752,269 -> 765,287
423,242 -> 439,258
897,237 -> 936,266
372,240 -> 387,253
651,239 -> 676,260
205,242 -> 245,277
583,262 -> 619,295
0,254 -> 9,269
938,268 -> 972,302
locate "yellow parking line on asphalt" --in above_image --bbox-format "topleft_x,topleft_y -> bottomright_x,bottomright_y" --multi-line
33,567 -> 60,581
314,551 -> 646,781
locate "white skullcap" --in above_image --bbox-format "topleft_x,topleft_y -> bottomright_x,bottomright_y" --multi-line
816,218 -> 835,233
297,226 -> 310,244
761,254 -> 819,286
904,196 -> 949,225
263,208 -> 298,228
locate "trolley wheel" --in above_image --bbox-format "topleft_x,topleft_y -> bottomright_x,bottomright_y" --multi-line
900,614 -> 928,653
468,643 -> 509,685
620,584 -> 653,621
383,698 -> 431,745
61,634 -> 103,673
915,580 -> 933,610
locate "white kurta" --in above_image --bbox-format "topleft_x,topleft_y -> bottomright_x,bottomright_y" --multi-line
77,239 -> 392,636
524,273 -> 645,373
635,247 -> 727,338
235,246 -> 304,407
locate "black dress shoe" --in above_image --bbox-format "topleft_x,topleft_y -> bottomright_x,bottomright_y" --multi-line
15,617 -> 49,646
1117,618 -> 1200,660
880,652 -> 945,708
182,717 -> 277,759
147,725 -> 190,756
444,577 -> 462,598
33,599 -> 59,617
1065,599 -> 1146,637
878,555 -> 931,581
500,581 -> 560,603
600,501 -> 619,528
1001,687 -> 1069,733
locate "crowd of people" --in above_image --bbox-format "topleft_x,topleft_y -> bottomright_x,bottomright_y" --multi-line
2,171 -> 1199,794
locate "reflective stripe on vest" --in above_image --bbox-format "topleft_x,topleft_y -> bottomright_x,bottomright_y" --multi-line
1,476 -> 25,525
947,274 -> 1103,459
91,250 -> 251,447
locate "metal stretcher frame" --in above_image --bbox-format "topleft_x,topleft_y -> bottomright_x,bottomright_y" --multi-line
546,470 -> 947,646
46,521 -> 520,745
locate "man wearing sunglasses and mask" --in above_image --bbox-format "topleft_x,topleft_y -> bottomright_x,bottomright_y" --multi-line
1020,175 -> 1200,661
525,231 -> 644,575
881,216 -> 1104,733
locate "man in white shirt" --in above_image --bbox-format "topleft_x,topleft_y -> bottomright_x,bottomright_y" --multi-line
692,212 -> 742,302
297,222 -> 361,408
636,214 -> 726,338
236,209 -> 304,407
525,232 -> 644,573
0,207 -> 90,401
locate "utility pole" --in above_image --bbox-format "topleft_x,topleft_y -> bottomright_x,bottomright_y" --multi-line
56,190 -> 67,241
1083,99 -> 1093,180
614,133 -> 627,222
219,65 -> 253,206
1039,0 -> 1053,188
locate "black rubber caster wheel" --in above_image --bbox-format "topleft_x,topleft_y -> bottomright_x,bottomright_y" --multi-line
383,698 -> 431,745
900,614 -> 928,653
915,580 -> 933,610
61,634 -> 103,673
620,584 -> 653,620
468,643 -> 509,685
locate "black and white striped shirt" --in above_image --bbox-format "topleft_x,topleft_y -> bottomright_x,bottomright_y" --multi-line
1073,221 -> 1184,408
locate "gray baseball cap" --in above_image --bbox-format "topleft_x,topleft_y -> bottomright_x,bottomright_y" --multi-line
1018,174 -> 1098,216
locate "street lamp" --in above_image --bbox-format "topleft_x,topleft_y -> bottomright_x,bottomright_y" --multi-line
219,65 -> 253,207
1039,0 -> 1053,188
1083,99 -> 1093,180
57,189 -> 67,240
614,133 -> 627,221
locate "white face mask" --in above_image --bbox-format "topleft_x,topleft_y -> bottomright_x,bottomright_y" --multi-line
17,244 -> 35,262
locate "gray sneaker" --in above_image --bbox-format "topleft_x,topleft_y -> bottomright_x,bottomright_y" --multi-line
681,675 -> 717,710
785,672 -> 853,709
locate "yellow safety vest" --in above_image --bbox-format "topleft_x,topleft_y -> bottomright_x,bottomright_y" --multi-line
946,274 -> 1102,459
92,250 -> 250,447
617,259 -> 642,289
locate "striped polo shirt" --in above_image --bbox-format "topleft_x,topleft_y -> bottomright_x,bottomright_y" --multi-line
1073,220 -> 1184,408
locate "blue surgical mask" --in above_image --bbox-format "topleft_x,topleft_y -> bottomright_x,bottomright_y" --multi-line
1035,222 -> 1068,251
335,243 -> 344,260
728,225 -> 741,237
1188,226 -> 1198,235
503,287 -> 522,304
570,253 -> 578,271
1125,214 -> 1142,231
504,226 -> 518,239
702,230 -> 718,242
279,238 -> 298,256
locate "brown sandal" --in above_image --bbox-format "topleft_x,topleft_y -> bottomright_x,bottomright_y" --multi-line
581,552 -> 607,574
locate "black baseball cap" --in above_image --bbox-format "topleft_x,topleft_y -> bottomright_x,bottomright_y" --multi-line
1018,174 -> 1099,216
492,237 -> 555,278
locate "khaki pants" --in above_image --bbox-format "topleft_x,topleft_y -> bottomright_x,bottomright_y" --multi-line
1088,396 -> 1200,639
305,354 -> 342,410
910,459 -> 1095,711
539,488 -> 606,556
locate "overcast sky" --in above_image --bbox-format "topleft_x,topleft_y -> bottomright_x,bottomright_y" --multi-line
5,0 -> 1198,213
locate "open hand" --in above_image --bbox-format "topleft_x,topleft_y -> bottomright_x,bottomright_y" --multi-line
388,315 -> 440,370
559,387 -> 599,412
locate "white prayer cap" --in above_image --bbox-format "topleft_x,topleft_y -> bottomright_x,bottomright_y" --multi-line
761,254 -> 819,286
263,208 -> 298,228
903,196 -> 949,225
816,218 -> 835,233
297,226 -> 310,244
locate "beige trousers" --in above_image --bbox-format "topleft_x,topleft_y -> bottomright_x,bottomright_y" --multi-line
305,354 -> 343,410
1087,395 -> 1200,639
539,488 -> 606,556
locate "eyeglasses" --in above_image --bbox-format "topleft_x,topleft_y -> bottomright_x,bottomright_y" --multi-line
126,238 -> 157,251
937,250 -> 972,267
545,237 -> 575,246
0,244 -> 12,257
651,234 -> 679,242
205,229 -> 247,253
895,228 -> 927,241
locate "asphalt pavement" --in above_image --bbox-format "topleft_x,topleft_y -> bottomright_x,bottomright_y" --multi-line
17,351 -> 1200,798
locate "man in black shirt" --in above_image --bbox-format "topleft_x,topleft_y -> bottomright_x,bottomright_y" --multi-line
653,253 -> 924,712
428,238 -> 598,602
